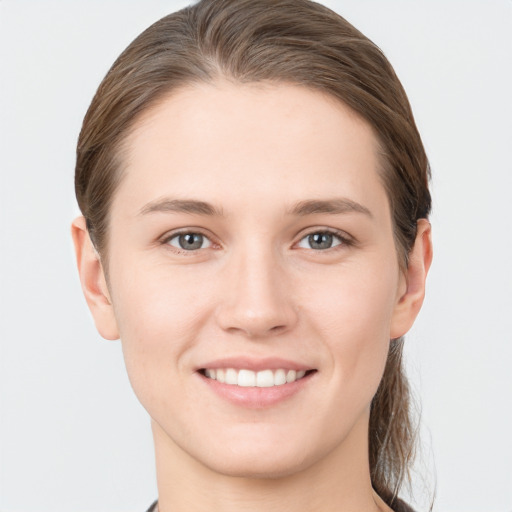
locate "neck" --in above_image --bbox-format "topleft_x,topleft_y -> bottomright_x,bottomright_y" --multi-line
152,413 -> 393,512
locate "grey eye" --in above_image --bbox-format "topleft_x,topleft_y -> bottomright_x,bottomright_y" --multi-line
168,233 -> 211,251
297,232 -> 342,250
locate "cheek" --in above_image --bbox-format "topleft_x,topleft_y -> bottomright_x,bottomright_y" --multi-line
302,261 -> 398,398
111,254 -> 216,336
304,256 -> 398,337
108,258 -> 218,397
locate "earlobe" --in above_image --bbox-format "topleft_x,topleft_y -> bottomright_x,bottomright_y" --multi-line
390,219 -> 433,339
71,216 -> 120,340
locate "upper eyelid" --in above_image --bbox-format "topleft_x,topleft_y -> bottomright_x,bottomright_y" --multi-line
295,227 -> 353,243
160,227 -> 216,243
159,226 -> 353,248
160,230 -> 217,255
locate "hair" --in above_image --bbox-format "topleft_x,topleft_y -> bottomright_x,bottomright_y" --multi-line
75,0 -> 431,507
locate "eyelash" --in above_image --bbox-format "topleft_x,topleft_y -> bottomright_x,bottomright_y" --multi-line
296,229 -> 353,251
161,229 -> 216,255
160,228 -> 354,254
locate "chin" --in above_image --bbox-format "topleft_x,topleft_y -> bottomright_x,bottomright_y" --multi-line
187,425 -> 339,481
199,450 -> 312,480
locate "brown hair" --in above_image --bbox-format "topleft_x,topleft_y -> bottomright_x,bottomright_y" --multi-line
75,0 -> 431,507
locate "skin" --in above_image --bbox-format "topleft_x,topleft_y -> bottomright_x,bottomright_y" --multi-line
72,80 -> 432,512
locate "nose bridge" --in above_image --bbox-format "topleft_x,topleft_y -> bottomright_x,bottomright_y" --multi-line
216,238 -> 297,337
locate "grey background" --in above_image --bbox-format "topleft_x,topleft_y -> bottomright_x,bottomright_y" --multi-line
1,1 -> 511,510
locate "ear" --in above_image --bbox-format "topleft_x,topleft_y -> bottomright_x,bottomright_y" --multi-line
71,216 -> 119,340
390,219 -> 433,339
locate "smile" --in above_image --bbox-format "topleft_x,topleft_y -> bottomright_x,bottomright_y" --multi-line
200,368 -> 311,387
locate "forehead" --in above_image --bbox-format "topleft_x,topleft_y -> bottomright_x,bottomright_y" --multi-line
115,80 -> 388,217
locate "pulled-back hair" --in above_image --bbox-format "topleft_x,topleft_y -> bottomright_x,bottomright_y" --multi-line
75,0 -> 431,507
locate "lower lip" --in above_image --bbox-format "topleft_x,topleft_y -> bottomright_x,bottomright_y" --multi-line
197,372 -> 315,409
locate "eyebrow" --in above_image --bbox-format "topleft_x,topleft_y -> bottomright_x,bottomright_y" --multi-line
138,197 -> 372,218
139,198 -> 224,217
290,198 -> 373,218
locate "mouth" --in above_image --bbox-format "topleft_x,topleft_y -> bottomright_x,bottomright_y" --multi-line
198,368 -> 317,387
196,357 -> 318,408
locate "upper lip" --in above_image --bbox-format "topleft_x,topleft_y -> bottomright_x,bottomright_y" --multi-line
196,356 -> 314,372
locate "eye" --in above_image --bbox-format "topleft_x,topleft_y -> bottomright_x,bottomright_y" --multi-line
297,231 -> 347,250
166,232 -> 212,251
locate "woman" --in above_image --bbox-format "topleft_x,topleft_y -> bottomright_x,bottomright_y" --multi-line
72,0 -> 433,510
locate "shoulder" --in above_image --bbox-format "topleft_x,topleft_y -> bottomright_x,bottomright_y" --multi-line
145,500 -> 158,512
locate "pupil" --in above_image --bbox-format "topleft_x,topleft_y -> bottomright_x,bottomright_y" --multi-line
179,233 -> 203,250
309,232 -> 332,250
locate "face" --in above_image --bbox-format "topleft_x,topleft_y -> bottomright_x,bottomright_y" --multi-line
88,81 -> 420,478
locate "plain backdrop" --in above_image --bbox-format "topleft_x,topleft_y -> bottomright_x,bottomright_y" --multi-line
1,1 -> 511,511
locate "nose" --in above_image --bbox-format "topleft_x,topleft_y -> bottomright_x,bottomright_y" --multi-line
215,246 -> 298,339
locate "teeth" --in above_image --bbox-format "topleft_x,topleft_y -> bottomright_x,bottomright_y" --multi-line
225,368 -> 238,385
256,369 -> 273,388
274,369 -> 286,386
202,368 -> 310,387
238,369 -> 256,387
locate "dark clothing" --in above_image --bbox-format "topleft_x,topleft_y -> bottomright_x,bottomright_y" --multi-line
146,501 -> 158,512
